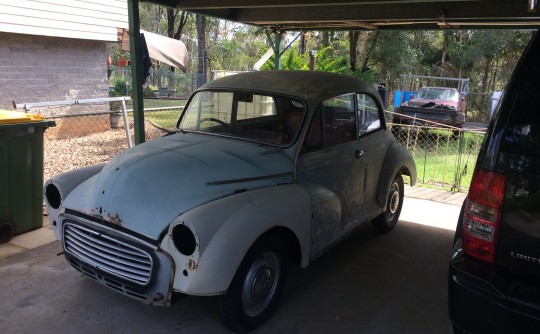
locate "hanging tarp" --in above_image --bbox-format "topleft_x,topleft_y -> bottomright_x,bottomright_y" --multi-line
118,28 -> 188,72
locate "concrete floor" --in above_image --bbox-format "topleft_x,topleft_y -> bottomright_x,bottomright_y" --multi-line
0,193 -> 462,334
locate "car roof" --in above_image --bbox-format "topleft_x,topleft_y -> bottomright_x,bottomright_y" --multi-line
198,70 -> 378,104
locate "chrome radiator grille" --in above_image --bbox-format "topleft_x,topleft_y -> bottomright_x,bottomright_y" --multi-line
63,223 -> 153,285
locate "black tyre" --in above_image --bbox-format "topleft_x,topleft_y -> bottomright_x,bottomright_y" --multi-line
372,173 -> 404,233
217,234 -> 288,333
0,220 -> 15,244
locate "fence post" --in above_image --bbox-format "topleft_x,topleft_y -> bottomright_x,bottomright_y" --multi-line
121,97 -> 133,148
453,132 -> 466,192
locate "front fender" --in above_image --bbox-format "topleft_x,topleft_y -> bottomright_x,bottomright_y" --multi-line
44,164 -> 105,240
377,143 -> 417,208
160,184 -> 312,296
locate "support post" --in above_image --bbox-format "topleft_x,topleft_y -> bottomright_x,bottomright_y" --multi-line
128,0 -> 145,145
309,50 -> 317,71
266,31 -> 283,70
274,32 -> 282,70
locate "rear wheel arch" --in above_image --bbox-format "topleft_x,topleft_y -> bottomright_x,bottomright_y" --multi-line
377,143 -> 416,208
372,173 -> 404,233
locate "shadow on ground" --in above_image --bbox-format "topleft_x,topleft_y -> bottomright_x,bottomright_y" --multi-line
0,220 -> 454,334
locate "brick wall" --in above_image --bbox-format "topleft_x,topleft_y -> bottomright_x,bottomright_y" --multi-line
0,32 -> 109,115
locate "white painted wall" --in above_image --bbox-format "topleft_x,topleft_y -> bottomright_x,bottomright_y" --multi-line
0,0 -> 128,41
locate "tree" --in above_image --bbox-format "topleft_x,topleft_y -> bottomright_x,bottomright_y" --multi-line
165,9 -> 189,73
349,31 -> 360,72
196,14 -> 207,87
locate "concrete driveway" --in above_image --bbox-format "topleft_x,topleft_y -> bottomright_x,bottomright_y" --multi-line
0,191 -> 462,334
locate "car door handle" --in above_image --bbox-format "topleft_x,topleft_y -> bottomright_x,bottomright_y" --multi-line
354,150 -> 365,159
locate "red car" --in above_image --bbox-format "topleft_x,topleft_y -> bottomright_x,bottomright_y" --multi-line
393,87 -> 466,129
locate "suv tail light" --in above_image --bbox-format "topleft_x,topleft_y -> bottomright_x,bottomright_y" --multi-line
462,168 -> 506,264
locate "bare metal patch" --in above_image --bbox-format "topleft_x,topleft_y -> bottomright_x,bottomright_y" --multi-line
187,259 -> 198,271
107,213 -> 122,226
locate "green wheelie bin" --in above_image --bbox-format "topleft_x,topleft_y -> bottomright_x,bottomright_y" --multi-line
0,111 -> 55,243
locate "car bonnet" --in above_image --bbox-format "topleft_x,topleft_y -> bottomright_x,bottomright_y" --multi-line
62,132 -> 294,240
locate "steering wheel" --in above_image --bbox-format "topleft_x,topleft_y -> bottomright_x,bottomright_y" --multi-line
198,117 -> 229,128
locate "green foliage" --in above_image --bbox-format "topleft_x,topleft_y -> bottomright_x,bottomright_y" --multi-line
106,42 -> 130,64
315,47 -> 350,73
134,5 -> 532,122
260,44 -> 350,73
111,78 -> 128,96
143,85 -> 157,98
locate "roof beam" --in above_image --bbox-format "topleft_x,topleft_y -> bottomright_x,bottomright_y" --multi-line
171,0 -> 476,10
145,0 -> 540,30
190,1 -> 537,24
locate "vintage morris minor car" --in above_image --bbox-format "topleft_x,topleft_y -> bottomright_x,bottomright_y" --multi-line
44,71 -> 416,332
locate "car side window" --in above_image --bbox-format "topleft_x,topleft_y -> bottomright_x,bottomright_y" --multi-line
357,93 -> 381,135
501,48 -> 540,156
304,94 -> 356,151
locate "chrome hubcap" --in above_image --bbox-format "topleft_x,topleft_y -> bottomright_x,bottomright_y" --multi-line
385,181 -> 400,218
389,186 -> 400,214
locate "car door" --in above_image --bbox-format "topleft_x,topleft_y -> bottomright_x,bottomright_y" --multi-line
356,93 -> 391,218
296,93 -> 367,258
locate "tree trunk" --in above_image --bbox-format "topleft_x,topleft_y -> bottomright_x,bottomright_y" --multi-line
349,31 -> 360,72
196,14 -> 207,87
322,32 -> 330,47
361,31 -> 379,73
166,10 -> 189,73
440,31 -> 449,76
481,58 -> 491,93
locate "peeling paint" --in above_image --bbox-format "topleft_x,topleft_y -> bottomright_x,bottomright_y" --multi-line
107,213 -> 122,226
187,259 -> 198,271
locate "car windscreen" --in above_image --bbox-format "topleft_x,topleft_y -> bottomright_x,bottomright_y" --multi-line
178,90 -> 306,146
416,88 -> 459,102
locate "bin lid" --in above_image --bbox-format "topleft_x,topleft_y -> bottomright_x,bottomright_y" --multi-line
0,110 -> 45,124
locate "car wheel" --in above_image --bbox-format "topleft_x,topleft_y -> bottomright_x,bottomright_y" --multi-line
217,234 -> 288,333
372,173 -> 404,233
0,220 -> 15,244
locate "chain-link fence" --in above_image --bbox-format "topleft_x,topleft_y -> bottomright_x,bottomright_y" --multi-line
465,92 -> 492,123
389,121 -> 485,192
108,66 -> 210,98
43,107 -> 182,183
42,97 -> 485,194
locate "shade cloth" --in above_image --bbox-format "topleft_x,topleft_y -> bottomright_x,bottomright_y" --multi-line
118,28 -> 188,72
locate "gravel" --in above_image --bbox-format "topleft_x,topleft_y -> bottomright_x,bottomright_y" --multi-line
44,121 -> 167,182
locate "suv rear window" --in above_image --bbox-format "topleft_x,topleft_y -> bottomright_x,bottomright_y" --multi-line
501,55 -> 540,156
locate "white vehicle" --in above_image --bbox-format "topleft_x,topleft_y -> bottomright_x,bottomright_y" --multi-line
45,71 -> 416,332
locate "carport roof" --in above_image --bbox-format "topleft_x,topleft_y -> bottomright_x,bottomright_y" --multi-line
145,0 -> 540,30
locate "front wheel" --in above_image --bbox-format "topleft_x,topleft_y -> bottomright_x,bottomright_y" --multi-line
217,234 -> 288,333
372,173 -> 404,233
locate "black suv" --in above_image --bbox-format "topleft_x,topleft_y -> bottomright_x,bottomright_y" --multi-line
448,31 -> 540,333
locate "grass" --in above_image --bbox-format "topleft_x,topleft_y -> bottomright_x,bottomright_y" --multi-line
393,126 -> 485,192
126,98 -> 187,109
126,98 -> 187,130
145,109 -> 182,129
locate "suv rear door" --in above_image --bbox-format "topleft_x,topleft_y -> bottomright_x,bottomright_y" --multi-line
494,32 -> 540,284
